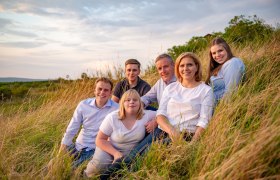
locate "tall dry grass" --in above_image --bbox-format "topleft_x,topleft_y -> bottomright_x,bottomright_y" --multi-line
0,31 -> 279,179
0,79 -> 100,179
120,31 -> 280,179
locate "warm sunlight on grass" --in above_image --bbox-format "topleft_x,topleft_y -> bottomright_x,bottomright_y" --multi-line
0,30 -> 279,179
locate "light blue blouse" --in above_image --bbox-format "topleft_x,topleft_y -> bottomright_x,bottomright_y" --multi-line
210,57 -> 245,104
61,98 -> 119,151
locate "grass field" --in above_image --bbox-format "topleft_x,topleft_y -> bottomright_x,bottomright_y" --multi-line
0,31 -> 279,179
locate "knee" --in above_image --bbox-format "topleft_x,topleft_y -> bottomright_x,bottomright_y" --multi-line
84,160 -> 100,178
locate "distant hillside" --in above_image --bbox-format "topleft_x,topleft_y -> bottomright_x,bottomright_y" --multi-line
0,77 -> 48,82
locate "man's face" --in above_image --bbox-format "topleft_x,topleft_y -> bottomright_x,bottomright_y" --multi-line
156,58 -> 174,83
125,64 -> 140,83
94,81 -> 112,103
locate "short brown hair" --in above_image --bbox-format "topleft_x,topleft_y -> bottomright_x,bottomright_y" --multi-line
175,52 -> 202,83
125,59 -> 141,69
118,89 -> 144,120
94,77 -> 113,90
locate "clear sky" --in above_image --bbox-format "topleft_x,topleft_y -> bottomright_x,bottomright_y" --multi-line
0,0 -> 279,79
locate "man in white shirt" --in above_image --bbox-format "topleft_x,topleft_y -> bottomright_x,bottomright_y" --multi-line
141,53 -> 176,109
59,77 -> 119,167
141,53 -> 176,131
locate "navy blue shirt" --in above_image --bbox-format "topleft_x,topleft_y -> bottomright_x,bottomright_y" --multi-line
113,77 -> 151,99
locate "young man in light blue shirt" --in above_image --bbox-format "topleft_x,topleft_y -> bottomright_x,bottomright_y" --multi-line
59,77 -> 119,167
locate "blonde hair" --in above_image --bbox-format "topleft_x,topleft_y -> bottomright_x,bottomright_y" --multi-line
175,52 -> 202,83
118,89 -> 144,120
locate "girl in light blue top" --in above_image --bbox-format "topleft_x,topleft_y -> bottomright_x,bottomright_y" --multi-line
206,37 -> 245,104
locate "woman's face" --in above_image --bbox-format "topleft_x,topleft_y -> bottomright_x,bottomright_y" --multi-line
210,44 -> 228,64
179,57 -> 198,81
123,94 -> 140,114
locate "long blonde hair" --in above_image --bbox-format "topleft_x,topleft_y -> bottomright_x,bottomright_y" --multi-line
118,89 -> 144,120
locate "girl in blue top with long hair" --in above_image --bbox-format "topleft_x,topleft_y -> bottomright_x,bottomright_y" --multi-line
206,37 -> 245,105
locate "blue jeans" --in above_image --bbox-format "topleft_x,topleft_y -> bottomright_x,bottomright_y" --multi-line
99,128 -> 163,179
145,105 -> 158,111
67,144 -> 95,168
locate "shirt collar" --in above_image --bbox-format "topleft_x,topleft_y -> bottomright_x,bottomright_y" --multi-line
164,75 -> 177,85
124,76 -> 140,87
90,98 -> 112,109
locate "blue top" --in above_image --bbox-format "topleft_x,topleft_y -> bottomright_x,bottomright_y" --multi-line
210,57 -> 245,104
61,98 -> 119,151
113,77 -> 151,99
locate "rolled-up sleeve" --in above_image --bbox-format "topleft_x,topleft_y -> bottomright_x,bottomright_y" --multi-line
196,89 -> 214,129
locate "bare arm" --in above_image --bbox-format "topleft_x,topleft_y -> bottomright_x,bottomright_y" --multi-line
145,118 -> 158,133
192,126 -> 205,141
96,131 -> 123,162
58,144 -> 67,155
111,95 -> 120,103
156,115 -> 180,142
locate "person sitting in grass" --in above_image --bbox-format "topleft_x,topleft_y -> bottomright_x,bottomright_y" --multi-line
111,59 -> 151,103
141,53 -> 176,110
156,52 -> 214,142
98,53 -> 176,179
84,89 -> 156,177
206,37 -> 245,105
52,77 -> 119,168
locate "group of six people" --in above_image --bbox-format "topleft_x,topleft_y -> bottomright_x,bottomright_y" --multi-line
53,37 -> 245,178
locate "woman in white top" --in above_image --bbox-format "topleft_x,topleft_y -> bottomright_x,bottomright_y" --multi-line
84,89 -> 156,177
206,37 -> 245,104
156,52 -> 214,142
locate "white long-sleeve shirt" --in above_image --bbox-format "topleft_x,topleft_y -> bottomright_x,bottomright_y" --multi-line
141,76 -> 176,107
61,98 -> 119,151
157,81 -> 214,133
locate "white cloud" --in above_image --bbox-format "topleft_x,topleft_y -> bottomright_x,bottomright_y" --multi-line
0,0 -> 279,79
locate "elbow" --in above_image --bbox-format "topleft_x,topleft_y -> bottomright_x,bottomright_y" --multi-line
156,115 -> 162,124
96,138 -> 101,147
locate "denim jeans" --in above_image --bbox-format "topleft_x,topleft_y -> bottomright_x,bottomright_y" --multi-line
99,128 -> 163,179
210,75 -> 225,105
67,144 -> 95,168
145,105 -> 158,111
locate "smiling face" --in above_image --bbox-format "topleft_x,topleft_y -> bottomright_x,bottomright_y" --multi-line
125,64 -> 140,83
178,57 -> 198,82
156,57 -> 174,83
94,81 -> 112,107
118,89 -> 143,120
123,94 -> 141,115
210,44 -> 228,64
